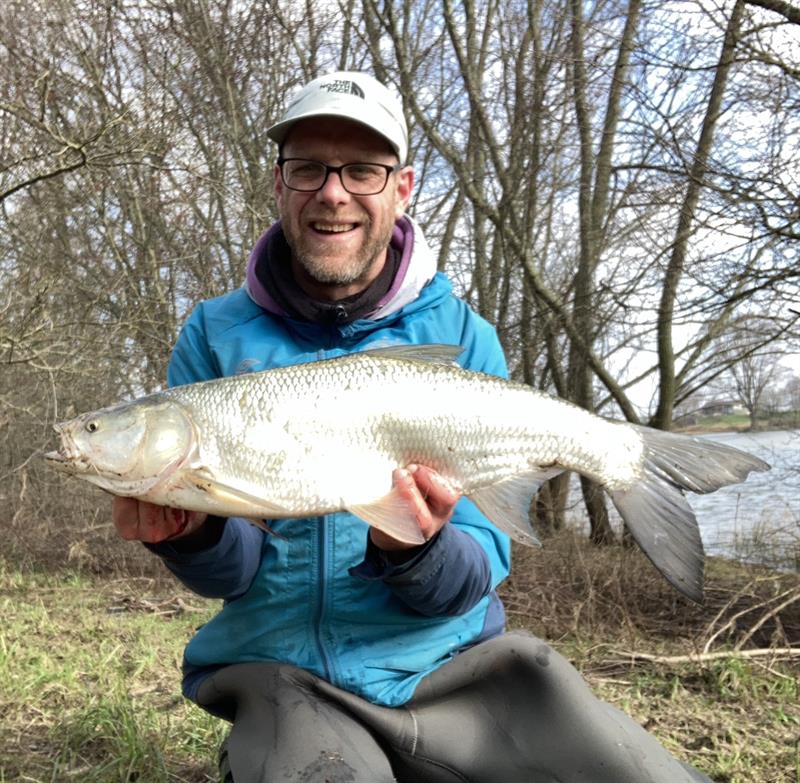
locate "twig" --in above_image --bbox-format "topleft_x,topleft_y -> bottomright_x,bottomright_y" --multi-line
702,580 -> 794,654
734,588 -> 800,651
701,583 -> 759,653
750,658 -> 796,682
591,677 -> 634,686
612,647 -> 800,665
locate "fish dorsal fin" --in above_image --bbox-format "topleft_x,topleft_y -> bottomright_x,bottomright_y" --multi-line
348,486 -> 427,545
468,468 -> 564,547
358,343 -> 464,366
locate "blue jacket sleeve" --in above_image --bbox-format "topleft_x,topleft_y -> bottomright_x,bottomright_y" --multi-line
146,517 -> 263,600
351,306 -> 512,617
349,516 -> 496,616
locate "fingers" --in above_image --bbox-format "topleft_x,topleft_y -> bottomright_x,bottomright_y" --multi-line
391,467 -> 431,536
111,496 -> 206,544
407,464 -> 461,519
372,465 -> 461,551
112,496 -> 147,540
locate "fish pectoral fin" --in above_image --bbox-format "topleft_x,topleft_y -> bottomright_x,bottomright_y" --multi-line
469,469 -> 562,546
186,471 -> 289,518
348,488 -> 426,546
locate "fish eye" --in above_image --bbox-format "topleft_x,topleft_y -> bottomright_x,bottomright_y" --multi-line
85,420 -> 99,434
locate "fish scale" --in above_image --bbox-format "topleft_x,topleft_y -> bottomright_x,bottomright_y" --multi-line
45,344 -> 769,603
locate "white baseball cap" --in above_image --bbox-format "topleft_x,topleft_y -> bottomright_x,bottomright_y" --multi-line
267,71 -> 408,163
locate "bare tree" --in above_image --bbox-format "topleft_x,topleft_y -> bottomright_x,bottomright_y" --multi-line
0,0 -> 362,562
722,319 -> 794,427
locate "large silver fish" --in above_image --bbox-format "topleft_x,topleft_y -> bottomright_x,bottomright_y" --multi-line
45,345 -> 769,602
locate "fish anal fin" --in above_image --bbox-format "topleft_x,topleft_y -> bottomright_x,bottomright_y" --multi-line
348,487 -> 426,545
469,469 -> 562,547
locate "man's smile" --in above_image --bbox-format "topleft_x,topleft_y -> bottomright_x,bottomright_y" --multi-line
310,221 -> 359,234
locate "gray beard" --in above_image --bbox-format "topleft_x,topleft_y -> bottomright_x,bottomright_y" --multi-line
291,225 -> 393,288
294,248 -> 377,286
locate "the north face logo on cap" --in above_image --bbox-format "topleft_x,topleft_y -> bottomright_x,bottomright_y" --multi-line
320,80 -> 365,98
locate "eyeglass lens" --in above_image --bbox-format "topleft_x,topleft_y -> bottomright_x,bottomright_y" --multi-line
281,160 -> 393,195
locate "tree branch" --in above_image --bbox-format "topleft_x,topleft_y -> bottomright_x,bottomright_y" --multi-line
745,0 -> 800,24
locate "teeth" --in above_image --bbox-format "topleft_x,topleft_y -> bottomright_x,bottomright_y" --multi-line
313,223 -> 354,233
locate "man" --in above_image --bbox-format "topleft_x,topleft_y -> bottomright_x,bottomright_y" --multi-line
114,71 -> 713,783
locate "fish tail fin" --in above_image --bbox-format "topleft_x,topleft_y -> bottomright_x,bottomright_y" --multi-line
632,425 -> 770,493
609,427 -> 769,604
610,476 -> 706,603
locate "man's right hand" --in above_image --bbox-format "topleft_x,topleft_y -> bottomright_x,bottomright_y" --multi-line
112,497 -> 207,544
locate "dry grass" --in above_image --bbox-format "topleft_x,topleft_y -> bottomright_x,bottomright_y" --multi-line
501,531 -> 800,647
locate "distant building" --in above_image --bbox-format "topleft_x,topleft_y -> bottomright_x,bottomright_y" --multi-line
673,398 -> 746,427
699,399 -> 739,416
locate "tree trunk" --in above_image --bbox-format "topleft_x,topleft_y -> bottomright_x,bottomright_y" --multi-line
653,0 -> 746,430
567,0 -> 641,543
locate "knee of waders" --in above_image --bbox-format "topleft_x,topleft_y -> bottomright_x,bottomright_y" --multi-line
197,662 -> 314,723
479,632 -> 578,697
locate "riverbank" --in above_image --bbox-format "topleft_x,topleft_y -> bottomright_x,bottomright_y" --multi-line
674,411 -> 800,434
2,532 -> 797,782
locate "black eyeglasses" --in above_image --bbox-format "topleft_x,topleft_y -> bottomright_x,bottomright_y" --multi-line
277,158 -> 402,195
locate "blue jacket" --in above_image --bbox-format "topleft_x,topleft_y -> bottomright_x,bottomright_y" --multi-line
151,217 -> 511,707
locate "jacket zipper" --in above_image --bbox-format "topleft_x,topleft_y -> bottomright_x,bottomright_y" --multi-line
314,515 -> 334,681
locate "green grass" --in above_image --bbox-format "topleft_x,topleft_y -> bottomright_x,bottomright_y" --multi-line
631,658 -> 799,780
0,565 -> 227,782
1,537 -> 798,783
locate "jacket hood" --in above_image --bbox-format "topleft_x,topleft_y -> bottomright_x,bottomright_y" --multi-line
244,215 -> 437,322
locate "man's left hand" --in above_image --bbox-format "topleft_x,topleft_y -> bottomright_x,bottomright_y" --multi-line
369,464 -> 461,551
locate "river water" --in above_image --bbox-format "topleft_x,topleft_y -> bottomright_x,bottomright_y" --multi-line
568,429 -> 799,570
688,429 -> 799,568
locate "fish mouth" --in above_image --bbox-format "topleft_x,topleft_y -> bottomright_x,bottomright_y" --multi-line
44,424 -> 89,473
43,448 -> 93,474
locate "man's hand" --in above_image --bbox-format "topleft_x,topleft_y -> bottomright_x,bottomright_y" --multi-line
112,497 -> 207,544
369,464 -> 461,552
